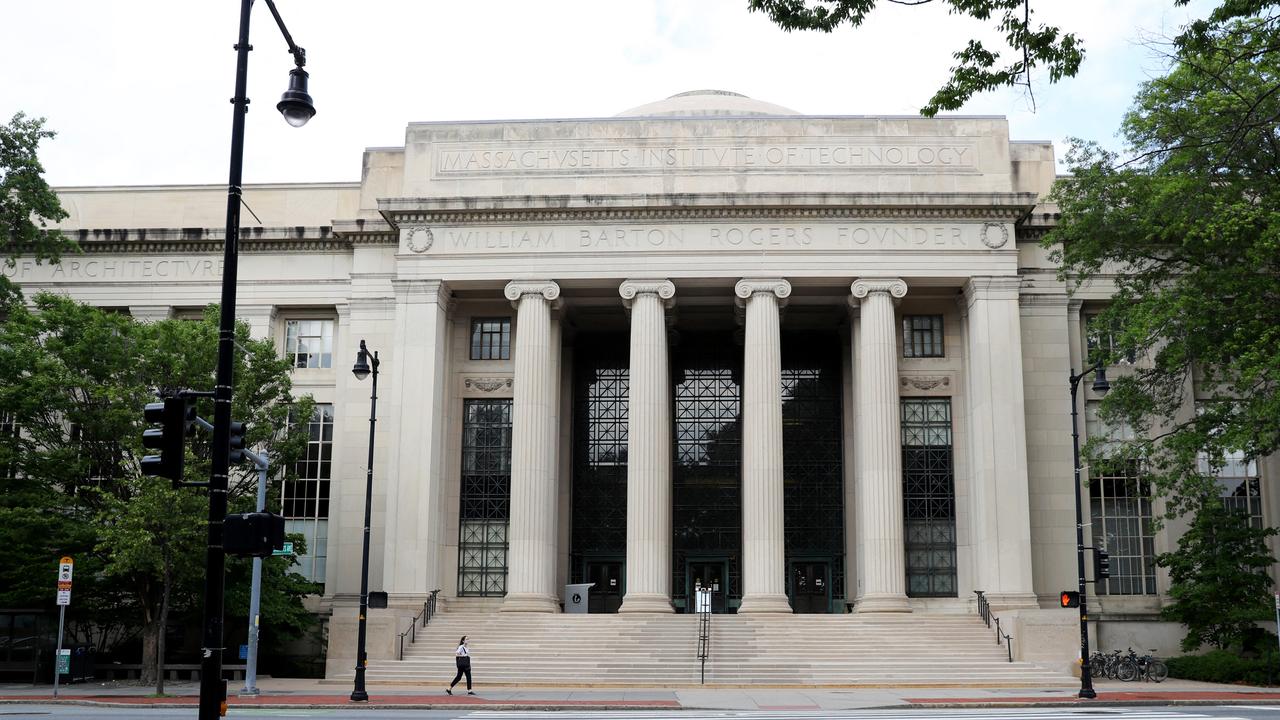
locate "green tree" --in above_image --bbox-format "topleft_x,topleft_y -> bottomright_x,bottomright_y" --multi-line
0,293 -> 316,689
747,1 -> 1269,115
1046,13 -> 1280,518
0,113 -> 76,298
1156,500 -> 1277,651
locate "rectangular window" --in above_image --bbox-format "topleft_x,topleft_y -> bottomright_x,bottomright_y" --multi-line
1089,470 -> 1157,595
902,315 -> 944,358
1085,313 -> 1135,364
1199,450 -> 1263,528
283,403 -> 333,585
285,319 -> 334,369
901,398 -> 957,597
458,398 -> 512,596
470,317 -> 512,360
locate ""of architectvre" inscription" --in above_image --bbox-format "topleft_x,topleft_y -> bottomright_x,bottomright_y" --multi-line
434,138 -> 977,177
404,223 -> 1011,255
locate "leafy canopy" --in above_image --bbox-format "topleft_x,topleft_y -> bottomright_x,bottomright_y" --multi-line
748,1 -> 1270,115
1046,12 -> 1280,519
1,113 -> 76,270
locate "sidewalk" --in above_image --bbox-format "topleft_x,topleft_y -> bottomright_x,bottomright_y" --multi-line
3,677 -> 1280,711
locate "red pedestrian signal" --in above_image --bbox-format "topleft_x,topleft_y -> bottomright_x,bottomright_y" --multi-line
1060,591 -> 1080,608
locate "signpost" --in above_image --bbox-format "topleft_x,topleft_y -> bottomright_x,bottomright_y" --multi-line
53,557 -> 73,698
271,541 -> 294,556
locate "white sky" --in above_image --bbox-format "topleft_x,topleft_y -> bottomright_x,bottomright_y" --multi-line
0,0 -> 1213,187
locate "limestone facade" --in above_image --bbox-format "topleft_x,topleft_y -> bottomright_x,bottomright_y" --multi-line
12,91 -> 1272,675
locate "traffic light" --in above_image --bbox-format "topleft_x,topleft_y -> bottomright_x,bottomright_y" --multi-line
223,512 -> 286,557
1093,548 -> 1111,581
1060,591 -> 1080,608
141,396 -> 194,485
228,420 -> 248,464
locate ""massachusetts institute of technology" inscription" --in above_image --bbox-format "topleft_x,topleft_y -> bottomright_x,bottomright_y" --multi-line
433,138 -> 977,177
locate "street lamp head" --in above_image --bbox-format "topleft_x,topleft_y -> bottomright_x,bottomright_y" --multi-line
1092,365 -> 1111,395
352,340 -> 371,381
277,67 -> 315,128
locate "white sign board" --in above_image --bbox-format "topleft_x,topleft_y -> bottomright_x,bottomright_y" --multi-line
56,589 -> 71,606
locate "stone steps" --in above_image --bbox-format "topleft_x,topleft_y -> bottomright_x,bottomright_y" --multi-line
359,612 -> 1074,687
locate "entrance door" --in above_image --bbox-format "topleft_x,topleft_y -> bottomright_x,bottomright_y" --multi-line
586,561 -> 623,613
791,561 -> 830,614
687,560 -> 728,613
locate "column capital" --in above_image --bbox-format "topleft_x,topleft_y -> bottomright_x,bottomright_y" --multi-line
851,278 -> 908,301
963,276 -> 1022,305
504,280 -> 561,307
394,279 -> 453,312
619,278 -> 675,310
734,278 -> 791,306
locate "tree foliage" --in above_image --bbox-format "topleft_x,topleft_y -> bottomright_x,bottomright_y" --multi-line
0,293 -> 317,685
0,113 -> 76,285
1156,501 -> 1277,651
1046,11 -> 1280,519
748,0 -> 1270,115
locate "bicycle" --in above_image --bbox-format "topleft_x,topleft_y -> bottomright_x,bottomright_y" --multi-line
1118,647 -> 1168,682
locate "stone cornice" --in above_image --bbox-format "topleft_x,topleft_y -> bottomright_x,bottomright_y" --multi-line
379,192 -> 1037,225
504,280 -> 561,307
64,226 -> 350,254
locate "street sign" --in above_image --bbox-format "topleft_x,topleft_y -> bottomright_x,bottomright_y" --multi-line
271,541 -> 294,556
55,649 -> 70,674
239,644 -> 249,660
58,557 -> 74,583
57,590 -> 71,606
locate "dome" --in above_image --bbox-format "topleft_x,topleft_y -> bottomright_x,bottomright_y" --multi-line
616,90 -> 800,118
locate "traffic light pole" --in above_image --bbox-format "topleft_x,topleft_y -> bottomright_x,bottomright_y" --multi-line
199,1 -> 253,716
1069,366 -> 1098,700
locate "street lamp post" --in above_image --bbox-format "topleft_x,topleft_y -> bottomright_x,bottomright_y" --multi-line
350,340 -> 380,702
201,2 -> 314,718
1069,361 -> 1109,700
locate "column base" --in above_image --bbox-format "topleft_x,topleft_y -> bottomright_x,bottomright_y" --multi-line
738,593 -> 793,614
618,593 -> 674,613
854,593 -> 913,613
499,593 -> 559,613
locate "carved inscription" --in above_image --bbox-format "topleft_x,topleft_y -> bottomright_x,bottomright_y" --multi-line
406,223 -> 1012,255
1,258 -> 225,280
435,139 -> 977,177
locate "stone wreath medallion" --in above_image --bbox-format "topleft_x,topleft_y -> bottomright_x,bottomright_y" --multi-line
406,226 -> 434,253
980,222 -> 1009,249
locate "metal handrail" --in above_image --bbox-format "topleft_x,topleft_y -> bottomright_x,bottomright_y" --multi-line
696,589 -> 712,684
973,591 -> 1013,663
397,589 -> 441,661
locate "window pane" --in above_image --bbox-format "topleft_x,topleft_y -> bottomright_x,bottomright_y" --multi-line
902,398 -> 956,597
470,317 -> 512,360
284,319 -> 335,369
458,399 -> 512,596
903,315 -> 944,358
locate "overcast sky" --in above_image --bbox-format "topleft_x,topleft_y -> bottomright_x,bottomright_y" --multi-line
0,0 -> 1212,188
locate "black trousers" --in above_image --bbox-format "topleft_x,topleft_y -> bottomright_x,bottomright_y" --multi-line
450,657 -> 472,689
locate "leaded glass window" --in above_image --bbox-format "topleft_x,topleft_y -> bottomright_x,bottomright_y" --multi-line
1090,470 -> 1156,595
570,336 -> 628,582
470,317 -> 512,361
283,403 -> 333,585
903,315 -> 944,358
902,398 -> 957,597
782,333 -> 845,604
458,398 -> 512,597
285,319 -> 334,369
672,337 -> 742,608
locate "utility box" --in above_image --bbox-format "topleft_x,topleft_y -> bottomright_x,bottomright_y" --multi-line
564,583 -> 594,614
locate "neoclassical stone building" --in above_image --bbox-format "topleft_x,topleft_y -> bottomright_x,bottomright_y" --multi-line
12,90 -> 1275,672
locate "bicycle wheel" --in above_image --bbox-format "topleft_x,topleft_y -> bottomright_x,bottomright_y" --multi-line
1117,660 -> 1139,681
1147,660 -> 1168,682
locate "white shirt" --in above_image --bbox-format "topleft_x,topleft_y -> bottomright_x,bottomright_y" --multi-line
455,644 -> 470,657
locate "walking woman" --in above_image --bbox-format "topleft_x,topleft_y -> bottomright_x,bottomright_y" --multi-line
445,636 -> 475,695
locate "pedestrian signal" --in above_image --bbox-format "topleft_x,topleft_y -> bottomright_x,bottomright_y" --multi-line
1059,591 -> 1080,608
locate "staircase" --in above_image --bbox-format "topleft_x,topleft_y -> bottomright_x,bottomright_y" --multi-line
361,612 -> 1075,687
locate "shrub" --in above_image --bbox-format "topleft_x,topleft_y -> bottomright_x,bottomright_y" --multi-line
1166,649 -> 1279,686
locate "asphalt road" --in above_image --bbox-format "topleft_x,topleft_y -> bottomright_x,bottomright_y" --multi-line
3,705 -> 1280,719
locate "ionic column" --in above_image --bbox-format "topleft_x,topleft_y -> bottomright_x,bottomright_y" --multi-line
501,280 -> 561,612
735,279 -> 793,613
851,278 -> 912,613
618,279 -> 676,613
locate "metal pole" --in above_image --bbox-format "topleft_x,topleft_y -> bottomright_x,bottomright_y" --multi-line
241,455 -> 268,696
201,1 -> 252,716
52,605 -> 65,698
1070,369 -> 1097,699
351,347 -> 379,702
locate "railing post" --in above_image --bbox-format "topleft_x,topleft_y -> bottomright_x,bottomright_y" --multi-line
994,617 -> 1002,645
398,633 -> 404,661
